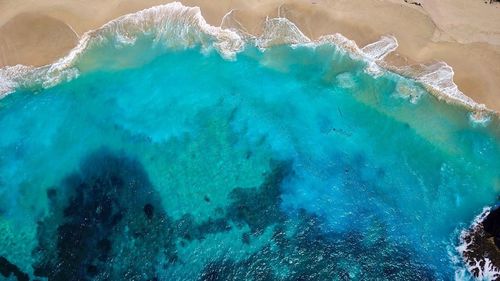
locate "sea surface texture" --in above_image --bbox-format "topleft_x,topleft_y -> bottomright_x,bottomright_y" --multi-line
0,3 -> 499,281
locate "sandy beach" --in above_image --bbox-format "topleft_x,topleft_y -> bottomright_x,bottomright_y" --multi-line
0,0 -> 499,111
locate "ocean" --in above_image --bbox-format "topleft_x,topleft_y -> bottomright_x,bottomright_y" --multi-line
0,3 -> 499,280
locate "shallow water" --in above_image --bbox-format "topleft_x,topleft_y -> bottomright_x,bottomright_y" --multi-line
0,26 -> 499,281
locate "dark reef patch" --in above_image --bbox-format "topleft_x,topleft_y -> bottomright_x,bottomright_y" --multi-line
195,158 -> 438,281
171,160 -> 293,243
460,205 -> 500,278
0,256 -> 29,281
33,148 -> 177,281
144,203 -> 155,220
30,148 -> 438,281
226,160 -> 291,235
174,214 -> 232,241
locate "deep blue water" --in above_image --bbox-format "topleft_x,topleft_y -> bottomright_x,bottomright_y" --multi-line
0,33 -> 499,281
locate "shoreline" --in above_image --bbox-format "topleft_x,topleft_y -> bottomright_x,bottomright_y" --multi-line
0,0 -> 499,114
0,3 -> 499,279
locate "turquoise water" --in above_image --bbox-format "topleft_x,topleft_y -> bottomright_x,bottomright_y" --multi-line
0,29 -> 499,281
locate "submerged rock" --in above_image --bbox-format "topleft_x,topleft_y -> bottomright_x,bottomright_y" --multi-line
33,148 -> 177,281
483,205 -> 500,249
144,203 -> 155,220
226,160 -> 292,235
0,256 -> 29,281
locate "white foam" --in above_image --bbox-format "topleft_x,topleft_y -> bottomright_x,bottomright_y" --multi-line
256,17 -> 311,49
393,61 -> 494,121
469,111 -> 492,126
458,207 -> 489,254
352,36 -> 494,121
335,72 -> 356,89
393,79 -> 424,104
0,2 -> 497,121
0,2 -> 244,96
465,258 -> 500,281
361,35 -> 399,77
0,66 -> 21,97
220,10 -> 253,40
318,34 -> 398,76
457,207 -> 500,281
318,33 -> 364,58
362,35 -> 399,61
90,2 -> 244,58
316,34 -> 495,120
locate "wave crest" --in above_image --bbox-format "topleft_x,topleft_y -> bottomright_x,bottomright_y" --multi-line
0,1 -> 496,121
0,2 -> 244,96
392,62 -> 492,122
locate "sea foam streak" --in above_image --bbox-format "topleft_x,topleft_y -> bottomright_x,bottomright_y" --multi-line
0,2 -> 495,122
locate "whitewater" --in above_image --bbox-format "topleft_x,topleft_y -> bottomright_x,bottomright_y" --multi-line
0,2 -> 498,280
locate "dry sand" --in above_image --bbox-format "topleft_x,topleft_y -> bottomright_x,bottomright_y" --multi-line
0,0 -> 499,111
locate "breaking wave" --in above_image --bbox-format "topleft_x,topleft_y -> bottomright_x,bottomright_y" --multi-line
0,1 -> 496,123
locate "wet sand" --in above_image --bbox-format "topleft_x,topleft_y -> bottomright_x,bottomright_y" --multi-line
0,0 -> 499,111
